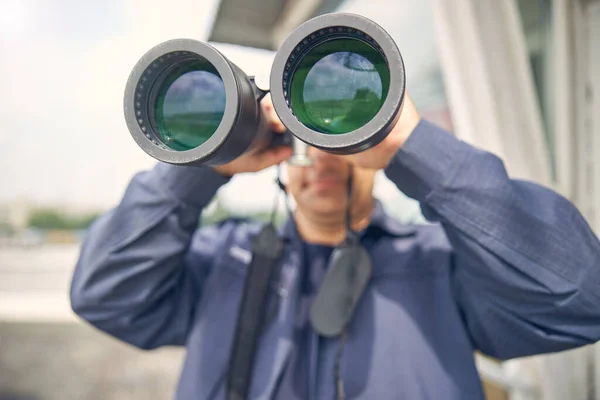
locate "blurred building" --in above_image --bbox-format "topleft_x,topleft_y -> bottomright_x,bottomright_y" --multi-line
208,0 -> 346,50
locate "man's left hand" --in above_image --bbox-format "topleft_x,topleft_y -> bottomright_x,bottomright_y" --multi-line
341,93 -> 421,170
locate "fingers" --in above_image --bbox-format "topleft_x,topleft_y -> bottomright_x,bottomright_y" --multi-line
262,94 -> 286,133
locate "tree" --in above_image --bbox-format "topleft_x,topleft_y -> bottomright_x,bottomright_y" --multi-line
28,209 -> 101,230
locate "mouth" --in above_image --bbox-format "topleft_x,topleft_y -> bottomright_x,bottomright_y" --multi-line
305,176 -> 345,191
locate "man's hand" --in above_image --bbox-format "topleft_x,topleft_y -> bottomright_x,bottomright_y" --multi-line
213,95 -> 293,177
341,93 -> 421,170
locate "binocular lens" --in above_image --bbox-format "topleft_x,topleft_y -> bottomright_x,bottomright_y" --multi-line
155,60 -> 226,151
290,38 -> 390,135
124,39 -> 288,166
271,13 -> 405,154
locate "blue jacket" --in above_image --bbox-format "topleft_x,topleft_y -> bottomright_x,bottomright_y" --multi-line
70,120 -> 600,399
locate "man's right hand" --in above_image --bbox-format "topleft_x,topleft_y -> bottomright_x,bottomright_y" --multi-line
213,95 -> 292,177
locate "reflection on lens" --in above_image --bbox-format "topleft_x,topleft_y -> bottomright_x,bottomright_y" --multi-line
290,38 -> 390,134
155,60 -> 226,151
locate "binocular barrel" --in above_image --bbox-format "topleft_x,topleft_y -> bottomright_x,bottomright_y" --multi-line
123,13 -> 405,166
124,39 -> 286,166
270,13 -> 405,154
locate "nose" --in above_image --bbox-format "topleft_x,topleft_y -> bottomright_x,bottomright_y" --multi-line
307,146 -> 340,164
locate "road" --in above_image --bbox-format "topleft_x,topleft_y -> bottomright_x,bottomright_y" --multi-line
0,244 -> 184,400
0,244 -> 80,322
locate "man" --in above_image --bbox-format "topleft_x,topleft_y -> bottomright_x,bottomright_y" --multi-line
70,94 -> 600,399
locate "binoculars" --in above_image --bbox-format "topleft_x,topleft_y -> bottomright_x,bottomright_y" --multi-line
123,13 -> 405,167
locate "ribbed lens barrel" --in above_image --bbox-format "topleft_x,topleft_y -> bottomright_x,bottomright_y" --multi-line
289,38 -> 390,135
124,39 -> 290,166
154,60 -> 226,151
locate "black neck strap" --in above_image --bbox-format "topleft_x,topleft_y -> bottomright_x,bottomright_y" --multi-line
344,165 -> 358,245
226,165 -> 287,400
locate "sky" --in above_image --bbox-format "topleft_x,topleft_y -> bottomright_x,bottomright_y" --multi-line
0,0 -> 443,221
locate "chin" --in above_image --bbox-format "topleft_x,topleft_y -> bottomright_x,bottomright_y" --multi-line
304,197 -> 346,217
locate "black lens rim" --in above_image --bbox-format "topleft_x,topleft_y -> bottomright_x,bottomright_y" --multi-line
270,13 -> 406,154
124,39 -> 240,165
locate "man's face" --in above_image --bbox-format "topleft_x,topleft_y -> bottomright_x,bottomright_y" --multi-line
286,147 -> 376,219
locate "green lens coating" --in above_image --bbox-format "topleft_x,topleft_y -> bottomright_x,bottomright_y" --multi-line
289,38 -> 390,134
155,59 -> 226,151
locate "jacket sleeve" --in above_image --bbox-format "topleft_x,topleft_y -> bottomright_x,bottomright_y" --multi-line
384,119 -> 600,360
70,162 -> 230,349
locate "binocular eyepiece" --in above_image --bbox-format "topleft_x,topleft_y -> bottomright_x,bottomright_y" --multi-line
124,13 -> 405,167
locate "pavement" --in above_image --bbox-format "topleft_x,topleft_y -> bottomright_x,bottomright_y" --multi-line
0,321 -> 184,400
0,245 -> 184,400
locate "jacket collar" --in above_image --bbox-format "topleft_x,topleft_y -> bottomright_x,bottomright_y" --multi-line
278,199 -> 417,242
